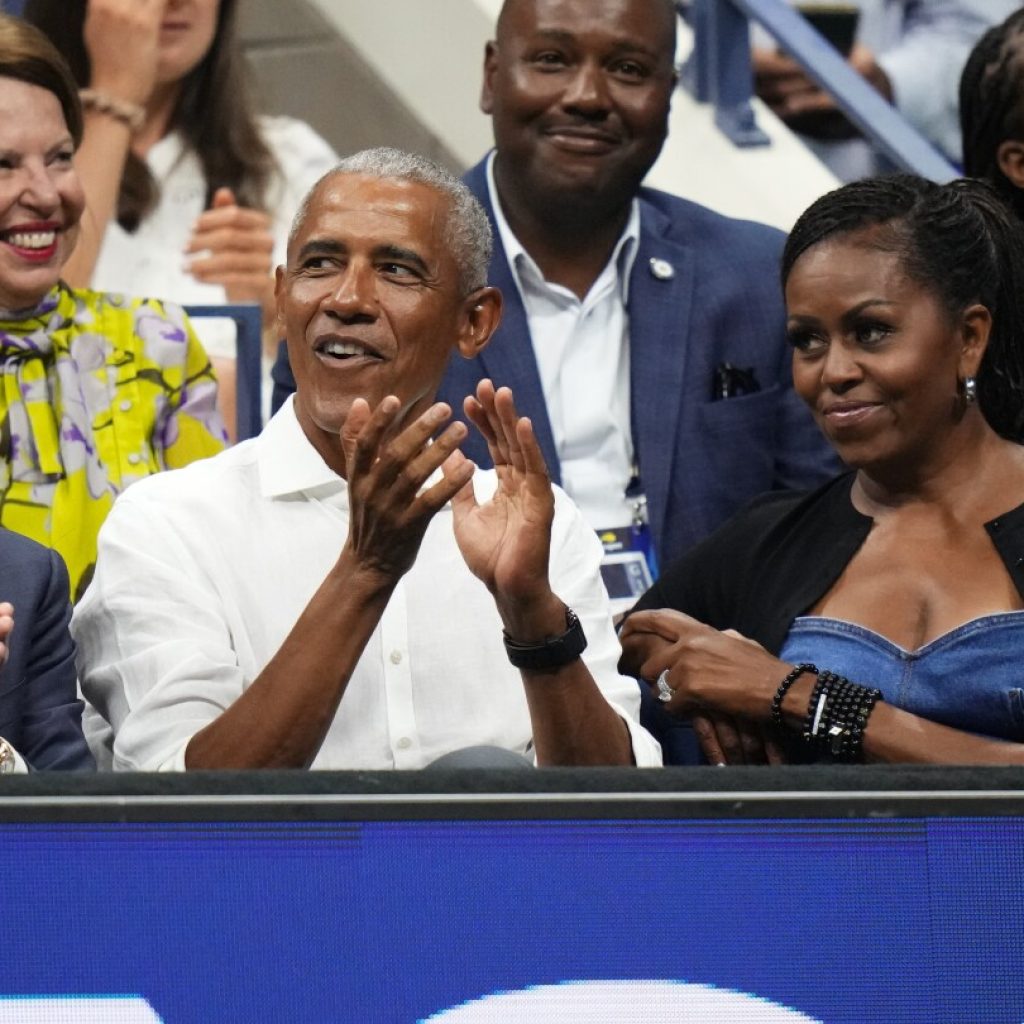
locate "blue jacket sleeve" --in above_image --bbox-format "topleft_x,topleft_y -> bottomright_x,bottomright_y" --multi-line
17,550 -> 95,771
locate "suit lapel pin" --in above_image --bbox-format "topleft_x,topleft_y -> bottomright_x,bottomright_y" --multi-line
649,257 -> 674,281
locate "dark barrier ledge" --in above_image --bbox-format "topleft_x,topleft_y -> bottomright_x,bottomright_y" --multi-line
2,765 -> 1024,822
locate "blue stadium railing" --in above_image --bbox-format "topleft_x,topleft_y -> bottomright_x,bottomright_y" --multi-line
184,303 -> 263,442
683,0 -> 959,182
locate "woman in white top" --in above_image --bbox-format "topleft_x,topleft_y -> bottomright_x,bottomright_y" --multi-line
23,0 -> 338,427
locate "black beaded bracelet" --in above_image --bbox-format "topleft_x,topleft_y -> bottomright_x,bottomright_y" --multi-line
770,663 -> 818,728
807,672 -> 883,762
840,679 -> 870,759
845,685 -> 883,762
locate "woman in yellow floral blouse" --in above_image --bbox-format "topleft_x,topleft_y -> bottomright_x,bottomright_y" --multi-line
0,15 -> 226,600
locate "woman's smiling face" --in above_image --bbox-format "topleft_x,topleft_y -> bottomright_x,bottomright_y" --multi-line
0,75 -> 84,311
785,226 -> 988,473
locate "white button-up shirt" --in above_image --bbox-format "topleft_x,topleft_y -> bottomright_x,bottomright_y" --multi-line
487,155 -> 641,531
73,399 -> 661,771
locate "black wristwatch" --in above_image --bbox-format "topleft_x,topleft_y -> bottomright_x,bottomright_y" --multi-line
503,606 -> 587,671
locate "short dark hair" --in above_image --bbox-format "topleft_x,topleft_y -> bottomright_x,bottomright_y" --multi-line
0,12 -> 82,146
292,149 -> 493,294
22,0 -> 276,233
782,174 -> 1024,443
959,8 -> 1024,221
495,0 -> 677,55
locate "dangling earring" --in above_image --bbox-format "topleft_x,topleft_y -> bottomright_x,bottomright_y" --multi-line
963,376 -> 978,405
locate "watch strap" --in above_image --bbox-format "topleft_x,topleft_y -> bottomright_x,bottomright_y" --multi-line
503,606 -> 587,671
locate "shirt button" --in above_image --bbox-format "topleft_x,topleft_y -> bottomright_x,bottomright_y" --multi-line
389,650 -> 403,665
119,399 -> 132,412
396,737 -> 412,750
127,453 -> 140,465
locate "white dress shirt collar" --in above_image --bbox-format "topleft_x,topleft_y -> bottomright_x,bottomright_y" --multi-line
257,395 -> 346,499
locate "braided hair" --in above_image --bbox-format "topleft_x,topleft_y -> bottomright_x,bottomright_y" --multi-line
960,9 -> 1024,222
782,174 -> 1024,443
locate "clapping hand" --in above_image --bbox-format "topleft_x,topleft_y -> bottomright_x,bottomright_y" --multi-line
448,381 -> 633,765
339,395 -> 472,585
447,381 -> 555,620
187,188 -> 277,329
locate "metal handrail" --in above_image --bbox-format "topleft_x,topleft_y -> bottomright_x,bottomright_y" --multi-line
185,303 -> 263,441
683,0 -> 958,182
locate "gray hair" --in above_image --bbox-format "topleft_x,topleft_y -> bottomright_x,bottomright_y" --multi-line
288,147 -> 493,294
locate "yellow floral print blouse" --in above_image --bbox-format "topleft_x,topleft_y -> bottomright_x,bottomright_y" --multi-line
0,284 -> 228,600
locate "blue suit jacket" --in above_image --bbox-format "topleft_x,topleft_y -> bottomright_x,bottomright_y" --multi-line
0,529 -> 94,771
439,159 -> 838,567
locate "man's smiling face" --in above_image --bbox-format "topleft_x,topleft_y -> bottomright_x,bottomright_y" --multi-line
277,172 -> 470,465
481,0 -> 677,212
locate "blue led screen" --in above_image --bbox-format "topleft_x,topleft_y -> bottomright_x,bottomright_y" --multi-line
1,817 -> 1022,1023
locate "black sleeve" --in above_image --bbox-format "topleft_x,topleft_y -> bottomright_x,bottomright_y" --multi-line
632,491 -> 785,626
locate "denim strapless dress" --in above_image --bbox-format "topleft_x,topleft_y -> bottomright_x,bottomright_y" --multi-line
779,613 -> 1024,742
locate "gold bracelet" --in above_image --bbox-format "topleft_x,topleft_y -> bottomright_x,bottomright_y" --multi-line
79,88 -> 146,133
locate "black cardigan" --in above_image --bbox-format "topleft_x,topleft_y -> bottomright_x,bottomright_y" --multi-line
635,471 -> 1024,654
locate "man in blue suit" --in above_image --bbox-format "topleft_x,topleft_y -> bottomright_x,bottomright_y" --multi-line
0,529 -> 93,772
271,0 -> 837,570
446,0 -> 838,569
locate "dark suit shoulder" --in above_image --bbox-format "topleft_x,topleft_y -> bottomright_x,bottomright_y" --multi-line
637,186 -> 785,249
0,529 -> 60,606
0,527 -> 57,569
638,186 -> 782,235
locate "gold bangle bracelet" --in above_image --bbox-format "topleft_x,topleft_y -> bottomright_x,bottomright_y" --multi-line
79,88 -> 146,133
